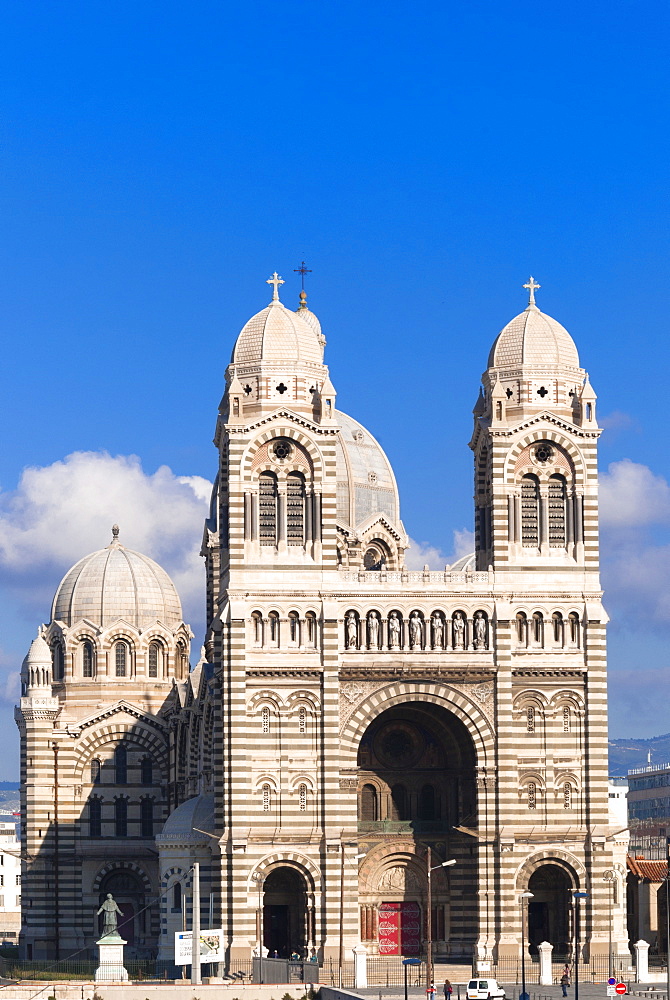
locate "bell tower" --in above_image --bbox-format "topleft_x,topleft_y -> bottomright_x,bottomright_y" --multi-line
470,278 -> 602,576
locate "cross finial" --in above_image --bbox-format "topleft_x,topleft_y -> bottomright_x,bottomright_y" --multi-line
266,271 -> 284,301
293,260 -> 312,291
523,276 -> 541,307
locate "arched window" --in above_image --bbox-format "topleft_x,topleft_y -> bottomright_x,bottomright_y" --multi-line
259,472 -> 278,546
563,706 -> 571,732
268,612 -> 279,645
53,642 -> 64,681
141,797 -> 154,837
527,782 -> 537,810
90,758 -> 101,785
252,612 -> 264,646
360,784 -> 378,822
172,882 -> 182,911
305,612 -> 317,647
548,475 -> 567,546
552,612 -> 564,645
261,707 -> 270,733
262,783 -> 271,812
82,641 -> 94,678
286,473 -> 305,545
298,783 -> 307,812
141,757 -> 153,785
89,797 -> 102,838
568,612 -> 580,646
516,612 -> 528,646
115,797 -> 128,837
289,611 -> 300,644
521,474 -> 540,547
115,744 -> 127,784
298,706 -> 306,734
563,782 -> 573,809
148,642 -> 160,678
391,784 -> 408,821
526,707 -> 535,733
532,612 -> 544,645
115,641 -> 127,677
419,784 -> 436,821
176,641 -> 188,677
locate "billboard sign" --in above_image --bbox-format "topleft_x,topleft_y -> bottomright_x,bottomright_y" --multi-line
175,929 -> 224,965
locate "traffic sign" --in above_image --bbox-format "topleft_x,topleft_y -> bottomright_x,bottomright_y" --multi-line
608,980 -> 617,987
615,984 -> 627,995
607,989 -> 616,998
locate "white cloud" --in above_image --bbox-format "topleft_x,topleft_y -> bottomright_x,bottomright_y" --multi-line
0,451 -> 211,632
405,529 -> 474,570
600,459 -> 670,528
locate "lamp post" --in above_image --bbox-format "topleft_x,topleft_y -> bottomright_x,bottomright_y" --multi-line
251,872 -> 265,984
572,891 -> 589,1000
519,892 -> 534,1000
426,849 -> 457,995
338,846 -> 366,988
664,867 -> 670,1000
603,871 -> 615,981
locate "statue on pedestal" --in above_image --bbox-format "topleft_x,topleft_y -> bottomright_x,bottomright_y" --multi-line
97,893 -> 123,936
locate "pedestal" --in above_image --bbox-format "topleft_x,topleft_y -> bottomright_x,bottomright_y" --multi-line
95,932 -> 129,982
353,944 -> 368,988
634,940 -> 649,983
537,941 -> 553,986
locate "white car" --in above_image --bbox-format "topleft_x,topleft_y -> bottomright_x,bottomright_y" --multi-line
467,979 -> 506,1000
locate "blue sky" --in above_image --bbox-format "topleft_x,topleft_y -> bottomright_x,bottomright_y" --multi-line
1,0 -> 669,775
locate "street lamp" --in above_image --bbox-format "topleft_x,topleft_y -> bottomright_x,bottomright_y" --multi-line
426,849 -> 457,995
663,866 -> 670,1000
519,892 -> 534,1000
603,871 -> 615,981
251,872 -> 265,984
572,891 -> 589,1000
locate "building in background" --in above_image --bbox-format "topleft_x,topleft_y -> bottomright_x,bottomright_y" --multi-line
628,763 -> 670,860
17,276 -> 628,967
0,816 -> 22,945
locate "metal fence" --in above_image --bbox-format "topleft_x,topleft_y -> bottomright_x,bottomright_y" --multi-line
491,956 -> 634,986
4,959 -> 175,982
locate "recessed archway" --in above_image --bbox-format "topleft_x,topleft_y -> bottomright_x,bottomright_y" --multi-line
262,866 -> 308,959
528,864 -> 574,956
356,701 -> 478,958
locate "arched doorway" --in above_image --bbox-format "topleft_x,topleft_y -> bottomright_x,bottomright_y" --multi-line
357,702 -> 478,958
98,869 -> 146,949
528,864 -> 573,956
263,866 -> 308,959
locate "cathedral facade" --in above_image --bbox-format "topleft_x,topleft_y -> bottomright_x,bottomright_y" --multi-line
17,275 -> 629,967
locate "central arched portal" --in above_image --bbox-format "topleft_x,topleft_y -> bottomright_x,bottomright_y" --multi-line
357,702 -> 478,958
263,866 -> 308,959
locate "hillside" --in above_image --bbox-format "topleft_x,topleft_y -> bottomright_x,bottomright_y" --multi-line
609,735 -> 670,776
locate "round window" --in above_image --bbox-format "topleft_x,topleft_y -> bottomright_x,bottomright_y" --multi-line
272,440 -> 292,461
534,443 -> 554,464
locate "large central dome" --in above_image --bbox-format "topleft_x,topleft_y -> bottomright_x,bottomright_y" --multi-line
51,526 -> 183,629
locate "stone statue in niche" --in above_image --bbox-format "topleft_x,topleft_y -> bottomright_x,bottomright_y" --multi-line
388,612 -> 401,648
431,614 -> 444,649
474,612 -> 487,649
368,611 -> 379,648
409,612 -> 423,648
453,612 -> 465,650
346,612 -> 358,649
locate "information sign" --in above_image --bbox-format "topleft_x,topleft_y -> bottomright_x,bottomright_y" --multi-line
174,929 -> 225,965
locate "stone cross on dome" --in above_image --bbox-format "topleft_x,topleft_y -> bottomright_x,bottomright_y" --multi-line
266,272 -> 285,301
523,276 -> 541,307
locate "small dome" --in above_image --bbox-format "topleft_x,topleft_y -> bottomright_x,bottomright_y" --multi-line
232,298 -> 323,366
488,305 -> 580,370
335,411 -> 400,529
22,630 -> 51,670
157,793 -> 215,842
449,552 -> 476,572
52,527 -> 183,629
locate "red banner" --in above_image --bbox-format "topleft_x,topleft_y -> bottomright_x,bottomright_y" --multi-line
378,901 -> 421,955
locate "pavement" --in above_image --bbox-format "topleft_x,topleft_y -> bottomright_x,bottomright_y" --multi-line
353,986 -> 658,1000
